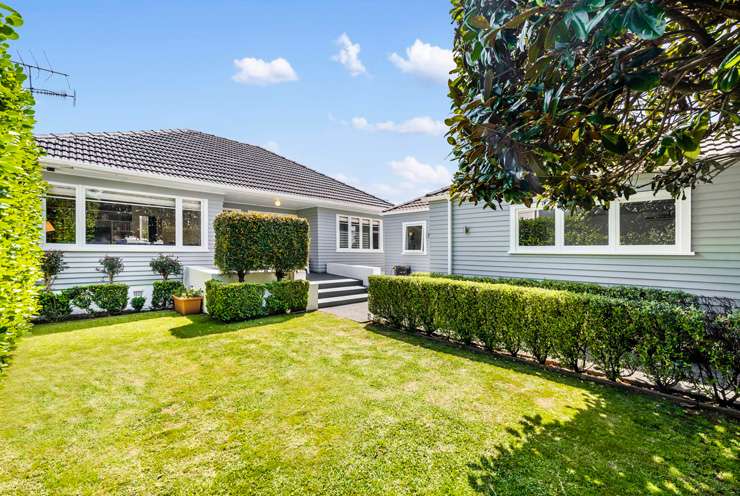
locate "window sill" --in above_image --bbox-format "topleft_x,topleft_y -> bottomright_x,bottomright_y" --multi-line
42,244 -> 210,253
402,251 -> 427,256
335,248 -> 383,254
508,249 -> 695,257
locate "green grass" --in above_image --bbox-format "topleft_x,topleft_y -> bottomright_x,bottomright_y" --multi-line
0,311 -> 737,495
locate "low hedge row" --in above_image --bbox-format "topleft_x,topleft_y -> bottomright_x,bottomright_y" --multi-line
151,280 -> 185,309
38,284 -> 130,321
206,279 -> 309,322
369,275 -> 739,407
417,273 -> 700,307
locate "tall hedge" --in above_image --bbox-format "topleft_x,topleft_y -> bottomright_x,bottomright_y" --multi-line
206,279 -> 309,322
214,211 -> 309,281
0,5 -> 43,369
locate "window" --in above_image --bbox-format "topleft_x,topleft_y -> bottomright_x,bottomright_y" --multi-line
336,215 -> 382,252
42,183 -> 207,251
44,185 -> 77,244
510,191 -> 691,255
402,221 -> 426,254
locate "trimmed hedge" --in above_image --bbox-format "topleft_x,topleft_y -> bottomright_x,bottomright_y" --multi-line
419,273 -> 700,307
38,291 -> 73,322
206,279 -> 309,322
152,280 -> 185,309
214,211 -> 309,281
368,275 -> 739,406
88,284 -> 129,314
0,6 -> 44,368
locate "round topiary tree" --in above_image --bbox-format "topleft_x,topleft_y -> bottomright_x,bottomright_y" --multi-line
149,254 -> 182,280
214,211 -> 309,282
40,250 -> 66,290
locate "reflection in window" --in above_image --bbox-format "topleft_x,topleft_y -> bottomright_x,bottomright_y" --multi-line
564,207 -> 609,246
620,199 -> 676,245
361,218 -> 371,249
85,189 -> 176,245
45,185 -> 76,244
182,199 -> 202,246
405,224 -> 424,252
351,217 -> 360,249
518,209 -> 555,246
338,216 -> 349,249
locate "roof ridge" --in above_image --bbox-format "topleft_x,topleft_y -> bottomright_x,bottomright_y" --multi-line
34,128 -> 194,139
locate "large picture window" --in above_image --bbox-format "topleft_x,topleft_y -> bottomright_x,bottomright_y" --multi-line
337,215 -> 382,252
510,191 -> 691,255
402,221 -> 426,254
42,183 -> 207,251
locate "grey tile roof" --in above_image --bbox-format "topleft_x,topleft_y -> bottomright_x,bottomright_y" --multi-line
35,129 -> 392,209
383,186 -> 450,213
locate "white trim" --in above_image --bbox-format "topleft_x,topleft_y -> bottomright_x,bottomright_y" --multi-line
382,206 -> 430,215
335,214 -> 383,253
41,181 -> 210,252
42,157 -> 387,214
509,190 -> 693,256
447,198 -> 452,274
402,220 -> 427,255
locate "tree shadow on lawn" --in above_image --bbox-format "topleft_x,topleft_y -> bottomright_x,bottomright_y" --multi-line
169,313 -> 304,339
365,325 -> 739,495
31,310 -> 177,337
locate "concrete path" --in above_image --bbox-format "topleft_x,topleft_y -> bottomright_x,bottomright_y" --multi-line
319,301 -> 371,323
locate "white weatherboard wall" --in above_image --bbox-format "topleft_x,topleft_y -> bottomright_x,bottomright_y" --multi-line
428,165 -> 740,300
44,172 -> 223,291
383,210 -> 431,274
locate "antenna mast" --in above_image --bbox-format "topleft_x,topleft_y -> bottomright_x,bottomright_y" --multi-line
12,50 -> 76,105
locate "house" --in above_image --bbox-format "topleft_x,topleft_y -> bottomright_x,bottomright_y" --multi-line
383,133 -> 740,301
37,129 -> 391,306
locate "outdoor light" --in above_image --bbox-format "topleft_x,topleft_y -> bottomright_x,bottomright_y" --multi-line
274,199 -> 281,207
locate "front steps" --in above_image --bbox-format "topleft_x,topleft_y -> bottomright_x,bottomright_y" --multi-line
316,276 -> 368,308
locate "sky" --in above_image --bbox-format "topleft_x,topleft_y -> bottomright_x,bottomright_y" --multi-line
13,0 -> 456,205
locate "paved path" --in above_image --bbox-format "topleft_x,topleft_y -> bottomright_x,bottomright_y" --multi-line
319,301 -> 370,323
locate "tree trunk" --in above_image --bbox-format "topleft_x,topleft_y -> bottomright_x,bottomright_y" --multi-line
237,270 -> 245,282
275,269 -> 285,281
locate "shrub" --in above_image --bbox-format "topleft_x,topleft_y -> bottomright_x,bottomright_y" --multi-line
151,280 -> 185,309
130,296 -> 146,312
691,310 -> 740,407
88,284 -> 128,314
97,256 -> 124,283
37,291 -> 72,322
149,255 -> 182,280
63,286 -> 93,314
214,211 -> 309,281
174,286 -> 203,298
40,251 -> 66,290
0,5 -> 44,368
206,279 -> 309,322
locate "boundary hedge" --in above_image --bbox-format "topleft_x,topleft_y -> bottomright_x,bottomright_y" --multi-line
369,275 -> 738,407
206,279 -> 309,322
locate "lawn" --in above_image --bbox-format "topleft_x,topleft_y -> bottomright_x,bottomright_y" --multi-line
0,312 -> 737,495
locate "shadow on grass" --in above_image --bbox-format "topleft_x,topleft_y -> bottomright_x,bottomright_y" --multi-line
467,397 -> 739,495
31,310 -> 177,337
170,313 -> 304,339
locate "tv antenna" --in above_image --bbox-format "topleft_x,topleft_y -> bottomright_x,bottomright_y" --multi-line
12,50 -> 76,105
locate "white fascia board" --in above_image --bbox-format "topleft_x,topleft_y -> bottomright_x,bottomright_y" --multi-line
381,206 -> 430,216
40,157 -> 387,215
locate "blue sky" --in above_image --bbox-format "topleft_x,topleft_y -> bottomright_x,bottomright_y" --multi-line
14,0 -> 456,204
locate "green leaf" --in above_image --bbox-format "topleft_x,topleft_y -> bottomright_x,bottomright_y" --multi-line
624,2 -> 666,40
469,15 -> 490,30
719,45 -> 740,70
674,131 -> 698,153
601,131 -> 628,154
565,9 -> 589,41
624,71 -> 660,92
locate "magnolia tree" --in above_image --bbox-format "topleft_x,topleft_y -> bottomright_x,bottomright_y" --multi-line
447,0 -> 739,210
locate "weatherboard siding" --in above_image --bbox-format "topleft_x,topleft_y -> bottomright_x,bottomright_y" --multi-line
383,210 -> 431,274
310,207 -> 385,273
428,166 -> 740,300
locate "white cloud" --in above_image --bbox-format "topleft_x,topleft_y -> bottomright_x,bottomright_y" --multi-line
389,156 -> 451,184
232,57 -> 298,85
262,141 -> 280,153
332,33 -> 367,76
389,39 -> 454,84
352,115 -> 446,136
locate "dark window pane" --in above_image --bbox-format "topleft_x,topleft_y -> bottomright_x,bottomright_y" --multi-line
338,217 -> 349,249
372,221 -> 380,250
85,190 -> 176,245
405,225 -> 423,251
620,199 -> 675,245
564,207 -> 609,246
518,210 -> 555,246
183,200 -> 202,246
351,218 -> 360,249
361,219 -> 371,249
45,185 -> 76,244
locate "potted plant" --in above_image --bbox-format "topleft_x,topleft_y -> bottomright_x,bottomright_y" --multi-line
172,286 -> 204,315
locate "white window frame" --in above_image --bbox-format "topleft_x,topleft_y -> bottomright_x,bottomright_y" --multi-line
509,190 -> 693,256
41,181 -> 209,252
402,221 -> 427,255
335,214 -> 383,253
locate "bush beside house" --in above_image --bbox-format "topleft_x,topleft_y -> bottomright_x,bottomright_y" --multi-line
206,280 -> 309,322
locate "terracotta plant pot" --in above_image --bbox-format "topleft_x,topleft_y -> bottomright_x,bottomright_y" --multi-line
173,296 -> 203,315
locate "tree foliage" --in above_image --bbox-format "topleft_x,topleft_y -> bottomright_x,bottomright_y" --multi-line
448,0 -> 740,210
0,4 -> 43,369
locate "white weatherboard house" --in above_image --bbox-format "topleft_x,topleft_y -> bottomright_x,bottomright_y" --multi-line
38,129 -> 740,306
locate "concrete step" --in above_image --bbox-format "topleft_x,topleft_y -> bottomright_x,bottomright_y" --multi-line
316,277 -> 362,289
318,285 -> 367,298
318,293 -> 368,308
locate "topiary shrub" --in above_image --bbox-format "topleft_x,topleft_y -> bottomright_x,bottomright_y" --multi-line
37,291 -> 72,322
40,251 -> 66,290
214,211 -> 309,282
149,254 -> 182,280
97,256 -> 124,283
151,280 -> 184,309
63,286 -> 94,315
88,284 -> 128,314
206,279 -> 309,322
130,296 -> 146,312
0,5 -> 44,368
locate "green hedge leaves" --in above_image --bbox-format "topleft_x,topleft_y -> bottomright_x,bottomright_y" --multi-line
206,279 -> 309,322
